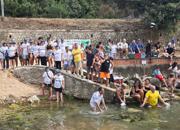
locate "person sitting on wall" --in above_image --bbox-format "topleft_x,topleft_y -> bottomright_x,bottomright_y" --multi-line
140,85 -> 169,108
90,87 -> 107,112
129,40 -> 140,54
118,39 -> 128,59
162,43 -> 175,60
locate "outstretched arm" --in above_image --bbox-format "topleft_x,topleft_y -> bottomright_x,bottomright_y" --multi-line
140,97 -> 148,107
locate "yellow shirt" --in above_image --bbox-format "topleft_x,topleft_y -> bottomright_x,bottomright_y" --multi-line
145,90 -> 160,106
72,48 -> 82,63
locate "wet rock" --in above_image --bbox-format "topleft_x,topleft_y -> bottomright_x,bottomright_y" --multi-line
150,78 -> 161,88
27,95 -> 40,104
127,108 -> 142,113
4,95 -> 17,104
9,104 -> 21,110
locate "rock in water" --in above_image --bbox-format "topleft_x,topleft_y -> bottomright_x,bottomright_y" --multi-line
127,108 -> 142,113
27,95 -> 40,104
150,78 -> 161,88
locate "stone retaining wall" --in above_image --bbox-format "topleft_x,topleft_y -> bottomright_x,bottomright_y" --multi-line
13,66 -> 115,102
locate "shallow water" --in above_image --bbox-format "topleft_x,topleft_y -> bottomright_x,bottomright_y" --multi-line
0,100 -> 180,130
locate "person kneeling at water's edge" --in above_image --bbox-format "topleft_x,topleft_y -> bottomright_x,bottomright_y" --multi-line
90,87 -> 107,112
140,85 -> 169,108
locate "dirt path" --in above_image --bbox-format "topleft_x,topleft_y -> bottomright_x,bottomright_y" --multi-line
0,70 -> 40,99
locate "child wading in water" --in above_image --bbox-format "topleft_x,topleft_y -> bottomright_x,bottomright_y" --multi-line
54,70 -> 65,103
167,73 -> 176,97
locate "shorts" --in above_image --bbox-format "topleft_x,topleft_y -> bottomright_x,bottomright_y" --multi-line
87,66 -> 93,73
75,61 -> 82,69
54,87 -> 63,93
100,72 -> 110,79
22,54 -> 28,60
15,52 -> 18,57
44,83 -> 51,89
9,56 -> 15,59
71,60 -> 75,66
90,102 -> 96,110
64,62 -> 70,70
155,75 -> 164,81
109,74 -> 114,83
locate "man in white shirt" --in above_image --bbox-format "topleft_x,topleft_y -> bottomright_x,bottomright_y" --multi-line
39,41 -> 47,66
90,88 -> 107,112
118,39 -> 128,58
53,46 -> 62,70
2,43 -> 9,69
110,42 -> 118,59
8,43 -> 17,69
42,67 -> 54,99
20,40 -> 29,66
53,71 -> 65,103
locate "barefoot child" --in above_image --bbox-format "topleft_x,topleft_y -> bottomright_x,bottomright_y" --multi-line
53,71 -> 65,103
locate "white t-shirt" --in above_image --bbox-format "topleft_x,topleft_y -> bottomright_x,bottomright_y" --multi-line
42,70 -> 54,84
90,91 -> 103,108
1,46 -> 8,58
111,44 -> 117,54
63,51 -> 72,64
8,46 -> 16,57
118,42 -> 128,49
39,45 -> 46,57
21,43 -> 29,56
0,47 -> 4,59
54,49 -> 62,61
109,63 -> 113,74
58,43 -> 65,53
32,45 -> 39,55
54,74 -> 64,88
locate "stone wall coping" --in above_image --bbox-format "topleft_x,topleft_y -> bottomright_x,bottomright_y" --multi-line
0,29 -> 129,32
14,65 -> 116,93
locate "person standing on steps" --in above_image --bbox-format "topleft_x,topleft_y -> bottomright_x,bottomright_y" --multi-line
100,54 -> 112,86
53,46 -> 62,70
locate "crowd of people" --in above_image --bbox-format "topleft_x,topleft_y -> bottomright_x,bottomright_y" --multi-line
0,35 -> 180,112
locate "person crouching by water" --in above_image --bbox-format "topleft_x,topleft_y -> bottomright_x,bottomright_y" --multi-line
140,85 -> 169,108
116,82 -> 126,106
90,87 -> 107,112
53,70 -> 65,103
42,67 -> 54,100
130,79 -> 144,104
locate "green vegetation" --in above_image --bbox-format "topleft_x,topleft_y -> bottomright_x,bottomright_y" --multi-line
1,0 -> 180,29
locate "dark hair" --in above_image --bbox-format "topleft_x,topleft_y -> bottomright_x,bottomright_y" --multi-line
45,67 -> 49,72
109,57 -> 113,60
98,87 -> 103,92
134,80 -> 143,89
96,44 -> 100,49
145,78 -> 151,83
169,73 -> 175,78
171,62 -> 177,69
